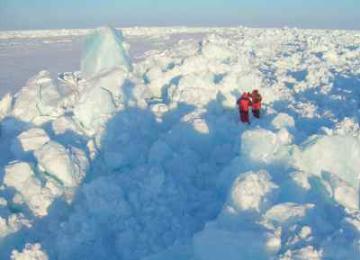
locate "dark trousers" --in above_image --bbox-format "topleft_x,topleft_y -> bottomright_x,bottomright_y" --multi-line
240,110 -> 249,123
252,109 -> 260,118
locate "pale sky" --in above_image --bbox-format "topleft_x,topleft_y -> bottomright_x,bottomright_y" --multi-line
0,0 -> 359,30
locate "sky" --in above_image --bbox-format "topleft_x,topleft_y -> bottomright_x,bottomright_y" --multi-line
0,0 -> 359,30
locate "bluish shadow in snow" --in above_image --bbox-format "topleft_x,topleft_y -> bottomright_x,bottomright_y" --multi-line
271,99 -> 333,144
161,75 -> 182,104
0,117 -> 32,172
271,72 -> 360,144
287,69 -> 308,82
213,74 -> 225,84
0,91 -> 243,259
1,71 -> 358,259
299,73 -> 360,121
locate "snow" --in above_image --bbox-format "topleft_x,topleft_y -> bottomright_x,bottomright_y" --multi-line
0,25 -> 360,259
227,171 -> 278,216
11,243 -> 48,260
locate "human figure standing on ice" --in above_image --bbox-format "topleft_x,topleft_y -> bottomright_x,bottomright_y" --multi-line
237,92 -> 252,124
251,89 -> 262,118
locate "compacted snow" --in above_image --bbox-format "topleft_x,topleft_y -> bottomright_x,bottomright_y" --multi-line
0,26 -> 360,259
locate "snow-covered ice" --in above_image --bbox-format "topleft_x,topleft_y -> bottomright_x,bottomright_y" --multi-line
0,25 -> 360,259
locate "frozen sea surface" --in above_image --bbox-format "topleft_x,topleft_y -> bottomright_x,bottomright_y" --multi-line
0,28 -> 206,97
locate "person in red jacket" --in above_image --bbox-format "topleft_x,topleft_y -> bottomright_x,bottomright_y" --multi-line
251,89 -> 262,118
236,92 -> 252,124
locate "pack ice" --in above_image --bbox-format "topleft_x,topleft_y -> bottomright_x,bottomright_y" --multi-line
0,26 -> 360,259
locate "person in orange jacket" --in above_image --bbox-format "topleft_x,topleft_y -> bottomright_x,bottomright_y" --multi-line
251,89 -> 262,118
236,92 -> 252,124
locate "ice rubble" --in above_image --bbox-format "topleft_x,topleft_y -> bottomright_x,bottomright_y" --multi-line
0,26 -> 360,259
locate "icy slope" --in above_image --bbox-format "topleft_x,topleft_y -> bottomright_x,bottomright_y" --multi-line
0,26 -> 360,259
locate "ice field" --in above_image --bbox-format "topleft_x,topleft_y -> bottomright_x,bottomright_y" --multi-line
0,26 -> 360,259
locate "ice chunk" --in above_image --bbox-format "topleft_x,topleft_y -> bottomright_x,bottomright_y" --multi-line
52,116 -> 83,136
334,118 -> 360,136
241,128 -> 292,164
271,113 -> 295,129
0,197 -> 7,207
0,213 -> 32,239
280,246 -> 322,260
86,68 -> 129,106
199,36 -> 233,61
81,26 -> 132,79
0,93 -> 12,119
11,71 -> 64,123
11,76 -> 42,122
290,172 -> 312,191
226,170 -> 278,217
169,73 -> 217,107
34,141 -> 88,188
35,75 -> 63,115
321,172 -> 359,210
4,162 -> 36,190
263,203 -> 314,227
73,86 -> 116,134
4,162 -> 56,216
293,135 -> 360,189
11,243 -> 48,260
11,128 -> 50,156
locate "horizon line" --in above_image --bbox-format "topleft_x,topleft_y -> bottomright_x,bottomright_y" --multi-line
1,24 -> 360,33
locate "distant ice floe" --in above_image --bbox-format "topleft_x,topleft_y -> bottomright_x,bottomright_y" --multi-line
0,25 -> 360,259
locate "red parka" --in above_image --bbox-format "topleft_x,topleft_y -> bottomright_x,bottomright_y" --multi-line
251,90 -> 262,110
237,93 -> 252,112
